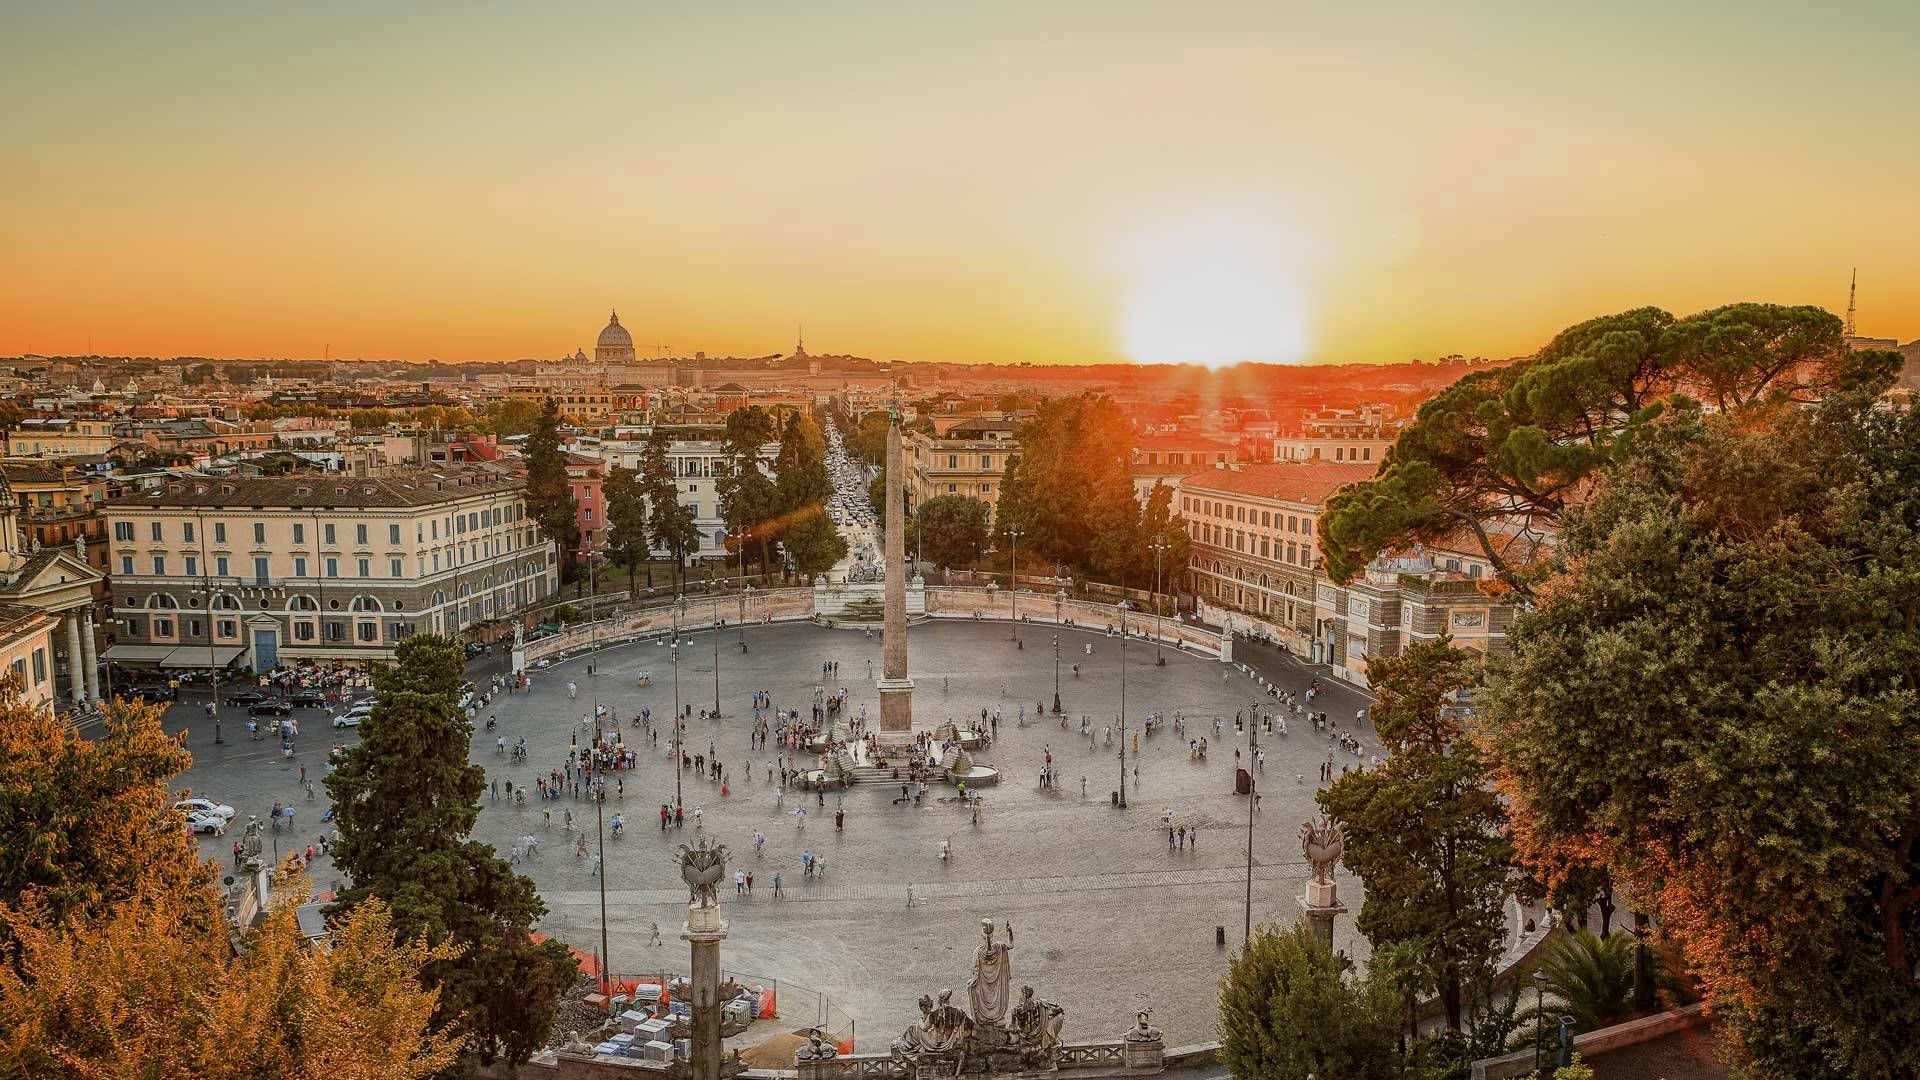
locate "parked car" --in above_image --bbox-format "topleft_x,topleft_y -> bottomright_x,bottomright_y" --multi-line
287,692 -> 327,709
465,641 -> 486,657
248,701 -> 293,718
331,712 -> 365,729
121,685 -> 177,704
183,810 -> 228,835
224,690 -> 268,706
173,797 -> 235,821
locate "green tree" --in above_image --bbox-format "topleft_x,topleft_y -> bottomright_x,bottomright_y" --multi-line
482,399 -> 545,438
0,689 -> 207,950
324,636 -> 576,1070
1318,304 -> 1902,592
640,431 -> 700,595
522,399 -> 580,578
992,393 -> 1136,575
1318,638 -> 1512,1031
1217,922 -> 1403,1080
1505,931 -> 1639,1054
781,508 -> 847,581
1481,394 -> 1920,1078
718,408 -> 782,578
349,408 -> 394,430
603,464 -> 653,591
914,495 -> 990,568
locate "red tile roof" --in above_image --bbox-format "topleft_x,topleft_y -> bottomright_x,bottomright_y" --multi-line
1177,462 -> 1378,506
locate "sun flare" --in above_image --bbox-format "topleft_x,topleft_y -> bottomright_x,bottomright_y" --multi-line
1119,215 -> 1313,368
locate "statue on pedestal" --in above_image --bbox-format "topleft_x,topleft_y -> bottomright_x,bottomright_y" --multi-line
678,838 -> 729,909
968,919 -> 1013,1025
1005,985 -> 1065,1068
1300,817 -> 1346,883
513,621 -> 524,648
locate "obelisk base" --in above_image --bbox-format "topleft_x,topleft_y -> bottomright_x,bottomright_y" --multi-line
876,677 -> 917,746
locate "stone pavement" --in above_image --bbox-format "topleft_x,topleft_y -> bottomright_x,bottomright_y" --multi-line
168,619 -> 1383,1049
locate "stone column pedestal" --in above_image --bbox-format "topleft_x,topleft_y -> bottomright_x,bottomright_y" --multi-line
81,612 -> 101,704
1122,1038 -> 1166,1071
683,906 -> 729,1080
1298,878 -> 1347,952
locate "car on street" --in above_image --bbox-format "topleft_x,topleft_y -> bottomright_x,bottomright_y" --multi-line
224,689 -> 269,705
465,641 -> 486,657
287,691 -> 327,709
248,701 -> 293,717
120,684 -> 177,704
173,797 -> 235,821
182,810 -> 228,835
332,701 -> 374,728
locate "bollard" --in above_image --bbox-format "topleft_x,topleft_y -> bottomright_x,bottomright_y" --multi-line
1111,791 -> 1118,806
1216,926 -> 1226,946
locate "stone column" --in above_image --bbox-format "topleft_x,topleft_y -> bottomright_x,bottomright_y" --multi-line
683,903 -> 730,1080
1298,876 -> 1347,952
81,612 -> 101,704
63,612 -> 86,708
876,413 -> 916,742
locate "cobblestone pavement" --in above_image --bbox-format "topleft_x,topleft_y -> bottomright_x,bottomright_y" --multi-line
169,620 -> 1380,1049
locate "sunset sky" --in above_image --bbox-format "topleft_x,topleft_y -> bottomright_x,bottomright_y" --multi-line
3,2 -> 1916,366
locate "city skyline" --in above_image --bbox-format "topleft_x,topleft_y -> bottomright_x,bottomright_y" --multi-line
4,2 -> 1917,365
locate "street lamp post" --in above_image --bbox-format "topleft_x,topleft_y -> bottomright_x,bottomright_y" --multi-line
1006,529 -> 1023,644
1117,594 -> 1128,809
737,544 -> 748,650
1051,634 -> 1061,716
596,780 -> 612,1006
712,588 -> 721,717
1150,539 -> 1169,667
1244,697 -> 1261,942
673,599 -> 684,809
1532,969 -> 1547,1077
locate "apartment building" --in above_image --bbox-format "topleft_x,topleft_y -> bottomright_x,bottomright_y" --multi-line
1130,433 -> 1241,499
905,418 -> 1018,524
103,467 -> 557,671
1271,405 -> 1402,465
4,419 -> 119,458
1178,459 -> 1538,684
599,427 -> 778,559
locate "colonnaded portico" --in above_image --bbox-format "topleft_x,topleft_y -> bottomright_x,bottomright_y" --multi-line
0,475 -> 104,712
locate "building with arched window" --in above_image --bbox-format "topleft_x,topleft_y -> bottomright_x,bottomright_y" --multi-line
103,466 -> 558,670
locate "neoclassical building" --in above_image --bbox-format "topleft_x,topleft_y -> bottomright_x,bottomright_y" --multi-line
0,471 -> 106,712
103,467 -> 558,671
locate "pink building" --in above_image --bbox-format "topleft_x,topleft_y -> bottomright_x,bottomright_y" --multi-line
565,453 -> 604,557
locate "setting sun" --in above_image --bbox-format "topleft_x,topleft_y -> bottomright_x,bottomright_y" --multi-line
1119,215 -> 1313,368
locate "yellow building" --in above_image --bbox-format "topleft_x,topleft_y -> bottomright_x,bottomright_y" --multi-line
4,419 -> 119,458
905,418 -> 1019,524
104,466 -> 558,671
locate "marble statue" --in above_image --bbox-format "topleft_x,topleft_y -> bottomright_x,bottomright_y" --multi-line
1124,1009 -> 1161,1043
513,621 -> 524,648
1006,985 -> 1065,1067
1300,817 -> 1346,885
561,1030 -> 596,1054
796,1029 -> 838,1062
73,534 -> 85,560
677,837 -> 729,908
240,816 -> 263,863
968,919 -> 1013,1025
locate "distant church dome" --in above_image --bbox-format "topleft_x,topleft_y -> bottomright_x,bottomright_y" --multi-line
595,310 -> 636,364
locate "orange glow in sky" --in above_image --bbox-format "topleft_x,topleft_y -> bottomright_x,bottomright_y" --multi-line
2,3 -> 1916,365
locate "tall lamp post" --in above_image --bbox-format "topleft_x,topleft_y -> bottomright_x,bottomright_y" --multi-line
595,778 -> 612,1005
1006,529 -> 1023,643
673,598 -> 685,809
1051,633 -> 1061,716
711,587 -> 721,717
737,543 -> 749,650
1149,539 -> 1169,667
1532,969 -> 1548,1077
1244,697 -> 1262,942
1117,593 -> 1128,809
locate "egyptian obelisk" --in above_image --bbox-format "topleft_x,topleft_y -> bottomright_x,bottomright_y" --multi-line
876,405 -> 916,742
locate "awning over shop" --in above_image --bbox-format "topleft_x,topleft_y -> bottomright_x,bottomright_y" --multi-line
159,646 -> 246,669
103,644 -> 175,664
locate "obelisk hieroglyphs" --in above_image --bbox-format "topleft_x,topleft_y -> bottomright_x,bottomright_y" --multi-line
877,410 -> 916,740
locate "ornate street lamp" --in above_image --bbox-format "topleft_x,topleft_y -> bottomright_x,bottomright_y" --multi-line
1006,529 -> 1024,644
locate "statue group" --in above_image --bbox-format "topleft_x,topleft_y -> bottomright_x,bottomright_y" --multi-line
892,920 -> 1065,1076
